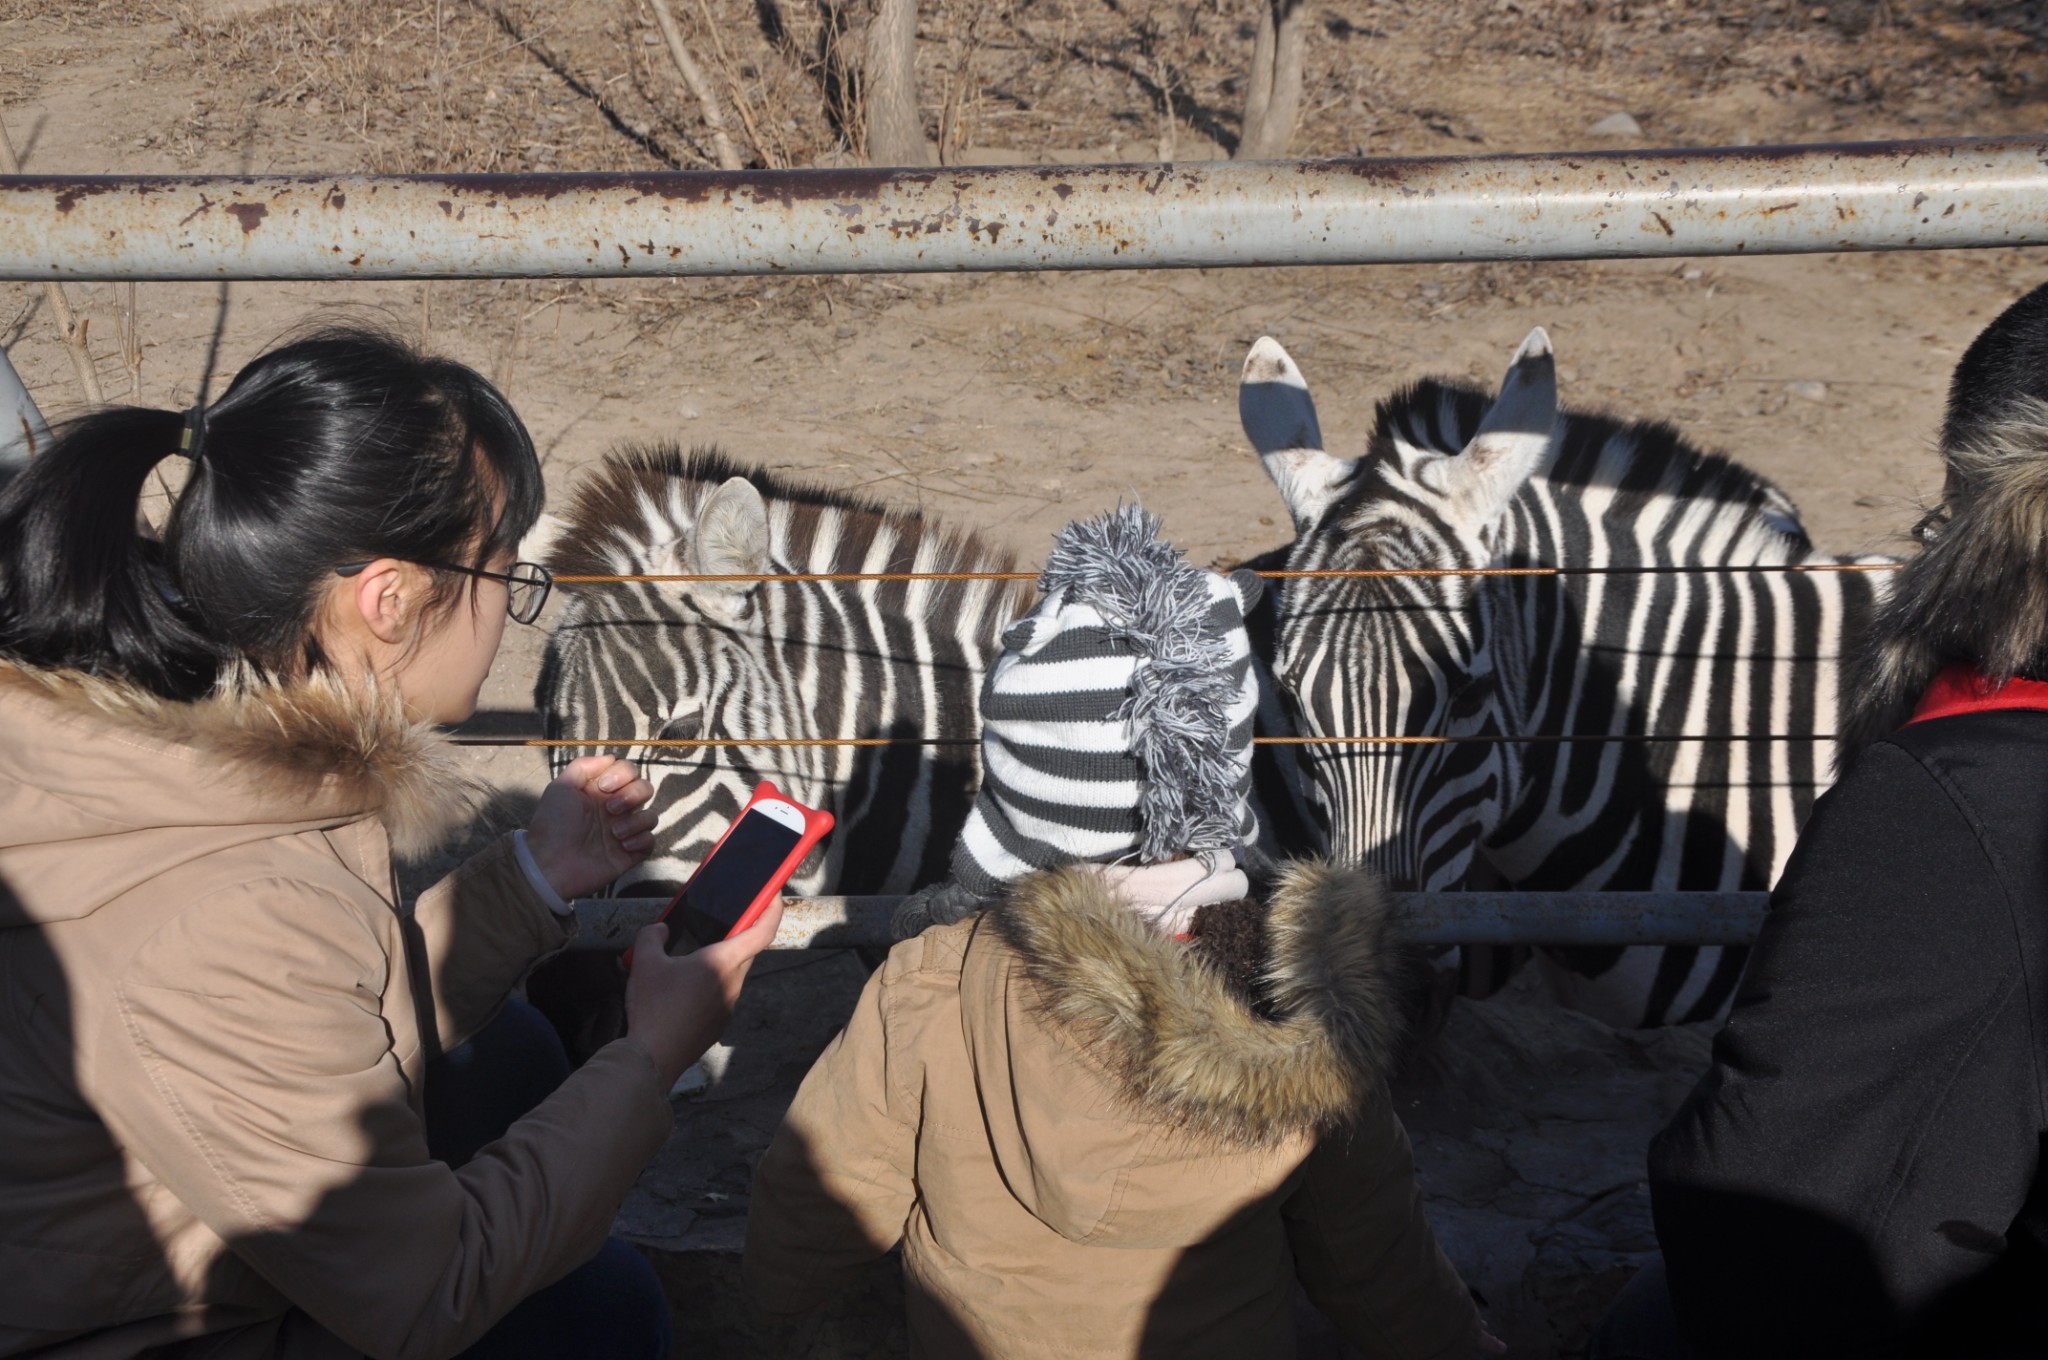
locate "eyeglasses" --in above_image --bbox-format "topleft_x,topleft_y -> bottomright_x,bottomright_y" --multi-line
334,559 -> 555,625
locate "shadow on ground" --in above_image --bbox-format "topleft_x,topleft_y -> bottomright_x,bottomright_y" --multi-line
609,953 -> 1709,1358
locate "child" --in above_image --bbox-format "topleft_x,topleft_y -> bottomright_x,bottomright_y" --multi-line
743,505 -> 1492,1359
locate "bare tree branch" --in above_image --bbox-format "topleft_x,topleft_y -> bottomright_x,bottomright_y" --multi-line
646,0 -> 747,170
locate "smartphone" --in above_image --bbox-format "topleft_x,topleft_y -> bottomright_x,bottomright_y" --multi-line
640,782 -> 833,959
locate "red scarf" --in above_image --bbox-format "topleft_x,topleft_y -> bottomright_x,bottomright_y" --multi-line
1907,663 -> 2048,725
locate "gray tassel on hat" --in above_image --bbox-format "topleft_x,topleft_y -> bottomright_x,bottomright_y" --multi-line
947,503 -> 1262,900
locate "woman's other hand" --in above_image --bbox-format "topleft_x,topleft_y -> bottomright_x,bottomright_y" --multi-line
525,755 -> 657,900
622,900 -> 784,1087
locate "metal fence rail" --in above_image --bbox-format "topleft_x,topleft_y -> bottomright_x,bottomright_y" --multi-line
3,137 -> 2046,281
569,891 -> 1772,952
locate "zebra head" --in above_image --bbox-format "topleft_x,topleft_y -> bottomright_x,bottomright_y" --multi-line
1239,330 -> 1557,890
538,446 -> 1021,899
538,463 -> 805,896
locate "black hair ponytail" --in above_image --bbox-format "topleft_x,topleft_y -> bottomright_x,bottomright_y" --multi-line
0,406 -> 225,698
0,325 -> 543,702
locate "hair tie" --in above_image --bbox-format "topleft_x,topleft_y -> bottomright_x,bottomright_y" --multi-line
177,402 -> 209,463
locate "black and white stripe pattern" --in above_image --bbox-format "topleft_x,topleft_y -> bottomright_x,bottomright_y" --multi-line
1241,331 -> 1893,1029
534,446 -> 1030,899
953,505 -> 1261,895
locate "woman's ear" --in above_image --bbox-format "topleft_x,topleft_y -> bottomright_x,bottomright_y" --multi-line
343,558 -> 418,645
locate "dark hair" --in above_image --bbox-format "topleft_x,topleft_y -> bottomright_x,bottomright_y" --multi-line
0,325 -> 543,701
1942,281 -> 2048,472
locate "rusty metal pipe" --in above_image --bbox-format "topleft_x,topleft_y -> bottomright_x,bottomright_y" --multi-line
3,138 -> 2045,281
567,890 -> 1770,951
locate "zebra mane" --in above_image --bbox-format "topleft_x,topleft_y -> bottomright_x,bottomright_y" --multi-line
546,442 -> 1020,603
1370,377 -> 1813,551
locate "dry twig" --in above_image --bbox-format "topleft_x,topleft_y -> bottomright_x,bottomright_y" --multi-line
644,0 -> 746,169
116,282 -> 144,401
0,115 -> 103,406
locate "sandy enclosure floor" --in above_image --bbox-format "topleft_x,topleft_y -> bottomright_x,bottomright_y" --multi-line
5,0 -> 2048,827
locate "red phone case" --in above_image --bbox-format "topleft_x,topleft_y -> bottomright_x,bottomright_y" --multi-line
625,781 -> 833,965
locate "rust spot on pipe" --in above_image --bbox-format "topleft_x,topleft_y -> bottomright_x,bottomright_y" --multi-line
178,194 -> 217,227
1052,182 -> 1074,200
1758,201 -> 1798,215
437,200 -> 453,217
1649,210 -> 1674,236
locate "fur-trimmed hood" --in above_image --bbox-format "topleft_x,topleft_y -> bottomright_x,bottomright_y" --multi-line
1847,280 -> 2048,754
745,856 -> 1483,1355
0,662 -> 477,927
930,862 -> 1406,1250
975,861 -> 1404,1148
1846,397 -> 2048,753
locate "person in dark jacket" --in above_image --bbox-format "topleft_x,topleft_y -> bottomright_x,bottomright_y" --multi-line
1594,282 -> 2048,1359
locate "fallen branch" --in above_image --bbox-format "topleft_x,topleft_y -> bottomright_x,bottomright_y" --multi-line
645,0 -> 746,170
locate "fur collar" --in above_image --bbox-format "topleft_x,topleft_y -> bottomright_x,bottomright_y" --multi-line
989,862 -> 1405,1146
0,663 -> 478,858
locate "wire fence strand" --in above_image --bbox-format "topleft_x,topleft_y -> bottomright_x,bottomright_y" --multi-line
453,733 -> 1842,749
503,560 -> 1888,751
554,563 -> 1904,585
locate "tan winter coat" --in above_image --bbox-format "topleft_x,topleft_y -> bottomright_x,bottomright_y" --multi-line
0,665 -> 674,1360
744,864 -> 1481,1359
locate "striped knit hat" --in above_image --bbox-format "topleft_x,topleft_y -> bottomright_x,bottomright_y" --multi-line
950,504 -> 1263,897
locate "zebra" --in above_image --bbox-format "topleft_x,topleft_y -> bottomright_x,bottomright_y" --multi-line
1238,329 -> 1894,1029
535,445 -> 1032,901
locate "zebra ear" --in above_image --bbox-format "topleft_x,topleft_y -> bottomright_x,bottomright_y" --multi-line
1240,336 -> 1352,532
686,476 -> 770,617
1433,327 -> 1557,527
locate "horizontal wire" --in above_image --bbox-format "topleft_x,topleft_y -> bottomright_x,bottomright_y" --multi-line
520,564 -> 1881,750
554,563 -> 1903,585
454,733 -> 1839,748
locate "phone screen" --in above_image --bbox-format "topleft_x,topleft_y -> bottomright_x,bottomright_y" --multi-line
668,808 -> 804,953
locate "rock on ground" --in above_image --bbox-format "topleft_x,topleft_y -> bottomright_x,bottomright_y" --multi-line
620,954 -> 1712,1358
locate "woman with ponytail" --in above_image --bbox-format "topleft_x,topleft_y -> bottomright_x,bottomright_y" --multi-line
0,327 -> 773,1359
1594,284 -> 2048,1360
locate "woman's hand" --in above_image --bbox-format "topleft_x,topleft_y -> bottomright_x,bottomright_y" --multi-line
623,899 -> 784,1088
525,755 -> 658,901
